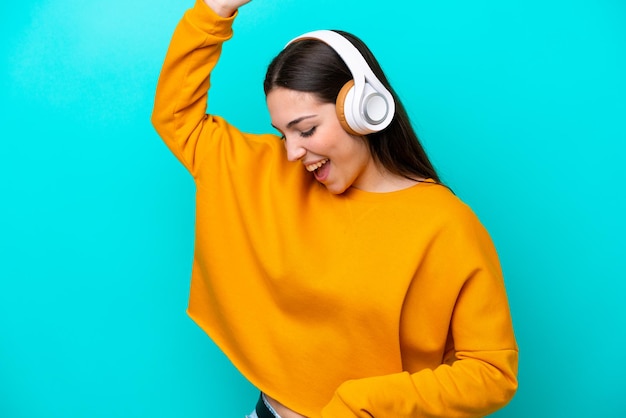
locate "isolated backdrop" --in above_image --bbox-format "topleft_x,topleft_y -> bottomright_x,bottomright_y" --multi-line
1,0 -> 625,416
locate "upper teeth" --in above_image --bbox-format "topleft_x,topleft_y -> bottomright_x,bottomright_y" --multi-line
306,159 -> 329,172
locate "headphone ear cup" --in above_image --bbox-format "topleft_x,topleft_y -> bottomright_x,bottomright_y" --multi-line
361,83 -> 390,126
335,80 -> 362,136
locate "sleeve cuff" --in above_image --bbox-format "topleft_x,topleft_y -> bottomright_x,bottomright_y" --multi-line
186,0 -> 237,37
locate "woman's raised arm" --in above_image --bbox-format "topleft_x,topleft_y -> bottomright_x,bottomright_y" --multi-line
151,0 -> 250,175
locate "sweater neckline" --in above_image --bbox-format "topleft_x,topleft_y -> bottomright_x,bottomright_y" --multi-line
342,178 -> 439,202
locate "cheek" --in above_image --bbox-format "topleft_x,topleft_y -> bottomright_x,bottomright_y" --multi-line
343,134 -> 369,157
316,116 -> 369,158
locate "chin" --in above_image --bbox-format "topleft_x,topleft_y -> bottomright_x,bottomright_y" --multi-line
323,182 -> 349,195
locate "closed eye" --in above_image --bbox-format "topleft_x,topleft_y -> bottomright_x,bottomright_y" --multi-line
300,127 -> 316,138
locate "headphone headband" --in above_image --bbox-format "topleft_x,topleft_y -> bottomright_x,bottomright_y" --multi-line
286,30 -> 395,135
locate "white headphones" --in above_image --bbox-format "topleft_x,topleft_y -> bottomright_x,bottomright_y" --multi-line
286,30 -> 396,136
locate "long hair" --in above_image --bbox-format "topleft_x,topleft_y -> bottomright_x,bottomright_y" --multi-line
264,30 -> 442,184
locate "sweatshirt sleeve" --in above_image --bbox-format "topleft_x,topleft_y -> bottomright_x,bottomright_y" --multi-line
321,206 -> 519,418
151,0 -> 237,177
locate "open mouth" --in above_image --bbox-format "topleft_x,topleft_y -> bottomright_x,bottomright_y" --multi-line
306,158 -> 331,182
305,158 -> 329,173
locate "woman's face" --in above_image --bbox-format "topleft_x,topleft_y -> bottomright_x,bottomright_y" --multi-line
267,87 -> 382,195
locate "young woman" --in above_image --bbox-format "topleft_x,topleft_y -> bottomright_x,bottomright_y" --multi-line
152,0 -> 519,417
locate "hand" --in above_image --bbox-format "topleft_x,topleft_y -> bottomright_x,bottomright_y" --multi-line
203,0 -> 252,17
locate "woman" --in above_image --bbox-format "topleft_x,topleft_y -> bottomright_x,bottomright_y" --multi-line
152,0 -> 519,416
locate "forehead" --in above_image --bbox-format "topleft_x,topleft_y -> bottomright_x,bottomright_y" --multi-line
266,88 -> 327,126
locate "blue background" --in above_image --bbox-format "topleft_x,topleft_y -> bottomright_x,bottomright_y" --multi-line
1,0 -> 625,416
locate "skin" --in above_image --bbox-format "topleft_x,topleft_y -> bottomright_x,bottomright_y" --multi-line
268,88 -> 417,194
203,0 -> 251,17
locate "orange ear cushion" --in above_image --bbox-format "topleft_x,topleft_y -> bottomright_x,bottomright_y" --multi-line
335,80 -> 361,136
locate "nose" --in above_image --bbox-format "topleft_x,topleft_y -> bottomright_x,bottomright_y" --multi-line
284,136 -> 306,162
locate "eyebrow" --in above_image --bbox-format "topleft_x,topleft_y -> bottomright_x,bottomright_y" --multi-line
272,115 -> 317,131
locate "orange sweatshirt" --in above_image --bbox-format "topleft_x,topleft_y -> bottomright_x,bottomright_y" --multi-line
152,1 -> 518,416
